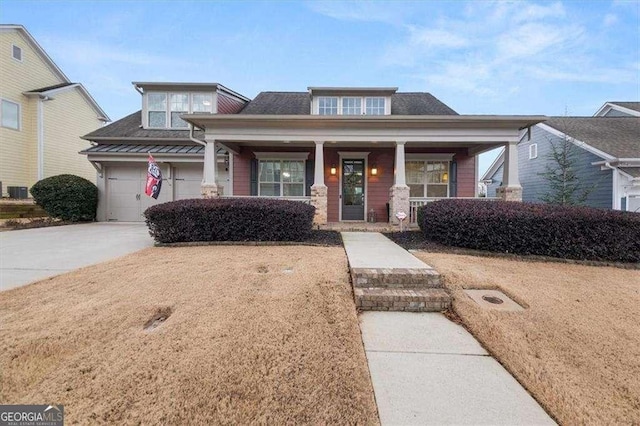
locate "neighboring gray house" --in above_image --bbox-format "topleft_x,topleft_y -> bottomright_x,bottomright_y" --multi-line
482,102 -> 640,211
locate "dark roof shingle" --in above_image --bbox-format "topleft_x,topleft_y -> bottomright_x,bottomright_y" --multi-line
83,111 -> 204,140
546,117 -> 640,159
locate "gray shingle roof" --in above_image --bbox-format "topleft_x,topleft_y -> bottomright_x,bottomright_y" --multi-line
240,92 -> 458,115
83,111 -> 204,140
619,167 -> 640,178
80,144 -> 205,155
611,102 -> 640,113
546,117 -> 640,159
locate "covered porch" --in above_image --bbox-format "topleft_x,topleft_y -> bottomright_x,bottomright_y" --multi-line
182,114 -> 545,225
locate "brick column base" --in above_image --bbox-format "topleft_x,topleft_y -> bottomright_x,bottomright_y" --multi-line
496,186 -> 522,202
201,184 -> 219,199
310,185 -> 328,225
389,185 -> 410,224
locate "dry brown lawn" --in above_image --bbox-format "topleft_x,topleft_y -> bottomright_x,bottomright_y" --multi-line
413,251 -> 640,425
0,246 -> 379,424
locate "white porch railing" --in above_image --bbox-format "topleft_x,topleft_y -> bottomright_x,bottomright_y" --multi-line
220,195 -> 312,205
409,197 -> 500,224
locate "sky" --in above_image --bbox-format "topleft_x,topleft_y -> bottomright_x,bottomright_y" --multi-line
3,0 -> 639,175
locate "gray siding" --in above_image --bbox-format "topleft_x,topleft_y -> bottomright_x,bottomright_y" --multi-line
486,163 -> 503,197
604,109 -> 634,117
518,125 -> 613,209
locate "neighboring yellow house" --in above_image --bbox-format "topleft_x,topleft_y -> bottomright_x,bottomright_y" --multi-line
0,24 -> 109,198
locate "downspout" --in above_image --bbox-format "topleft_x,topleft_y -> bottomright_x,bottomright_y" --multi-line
189,123 -> 205,146
602,162 -> 620,210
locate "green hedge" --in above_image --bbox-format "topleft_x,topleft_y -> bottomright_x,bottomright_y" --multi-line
30,174 -> 98,221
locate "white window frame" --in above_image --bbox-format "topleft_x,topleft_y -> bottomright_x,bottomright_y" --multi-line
313,96 -> 391,115
317,96 -> 339,115
257,158 -> 307,197
529,143 -> 538,159
0,98 -> 21,130
11,44 -> 22,62
144,91 -> 215,129
405,158 -> 451,198
365,97 -> 386,115
342,97 -> 362,115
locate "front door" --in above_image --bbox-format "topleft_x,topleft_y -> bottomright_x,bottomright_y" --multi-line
341,159 -> 365,220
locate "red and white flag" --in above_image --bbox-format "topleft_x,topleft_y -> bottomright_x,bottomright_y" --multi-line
145,154 -> 162,199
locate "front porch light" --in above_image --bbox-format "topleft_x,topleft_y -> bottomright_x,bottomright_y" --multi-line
442,172 -> 449,183
371,165 -> 378,176
330,165 -> 337,175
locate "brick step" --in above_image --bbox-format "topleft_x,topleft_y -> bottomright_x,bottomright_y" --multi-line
351,267 -> 442,289
355,287 -> 451,312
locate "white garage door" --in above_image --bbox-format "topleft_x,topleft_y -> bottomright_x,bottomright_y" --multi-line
174,164 -> 229,199
106,164 -> 170,222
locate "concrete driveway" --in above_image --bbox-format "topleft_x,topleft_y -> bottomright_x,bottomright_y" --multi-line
0,223 -> 153,291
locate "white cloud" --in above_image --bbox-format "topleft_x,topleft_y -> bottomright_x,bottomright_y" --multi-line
408,27 -> 469,48
307,1 -> 410,25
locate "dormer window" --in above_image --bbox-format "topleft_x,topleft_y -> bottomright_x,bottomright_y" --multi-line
365,97 -> 385,115
342,97 -> 362,115
318,97 -> 338,115
145,91 -> 214,129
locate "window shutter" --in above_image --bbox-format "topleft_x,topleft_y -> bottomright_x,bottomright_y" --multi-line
449,161 -> 457,197
250,159 -> 258,196
305,160 -> 315,196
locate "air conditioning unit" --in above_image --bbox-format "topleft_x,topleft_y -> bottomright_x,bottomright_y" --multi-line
7,186 -> 28,199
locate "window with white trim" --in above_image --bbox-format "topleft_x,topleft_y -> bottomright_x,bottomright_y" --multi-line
406,160 -> 449,198
365,97 -> 385,115
170,93 -> 189,128
318,97 -> 338,115
342,97 -> 362,115
147,93 -> 167,128
258,160 -> 305,196
12,44 -> 22,61
146,92 -> 214,129
529,143 -> 538,159
1,99 -> 20,130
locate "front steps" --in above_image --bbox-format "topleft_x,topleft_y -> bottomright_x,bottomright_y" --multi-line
351,267 -> 451,312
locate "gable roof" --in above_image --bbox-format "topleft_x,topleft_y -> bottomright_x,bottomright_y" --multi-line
83,110 -> 202,141
480,148 -> 505,181
544,117 -> 640,159
240,92 -> 458,115
593,101 -> 640,117
2,24 -> 110,122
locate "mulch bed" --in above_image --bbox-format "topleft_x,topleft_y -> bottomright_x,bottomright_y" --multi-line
155,230 -> 343,247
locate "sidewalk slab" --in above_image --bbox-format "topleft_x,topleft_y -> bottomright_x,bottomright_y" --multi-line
360,311 -> 487,355
341,232 -> 429,269
360,312 -> 555,425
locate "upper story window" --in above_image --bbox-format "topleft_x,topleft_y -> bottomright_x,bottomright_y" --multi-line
365,97 -> 385,115
146,92 -> 214,129
314,95 -> 389,115
342,97 -> 362,115
1,99 -> 21,130
318,97 -> 338,115
12,45 -> 22,62
529,143 -> 538,159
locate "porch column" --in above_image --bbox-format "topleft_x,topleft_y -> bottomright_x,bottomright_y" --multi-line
389,141 -> 410,224
496,141 -> 522,201
201,139 -> 219,198
310,141 -> 328,225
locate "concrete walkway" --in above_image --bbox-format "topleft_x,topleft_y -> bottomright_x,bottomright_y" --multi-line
360,312 -> 555,425
342,232 -> 429,269
341,232 -> 554,425
0,223 -> 153,291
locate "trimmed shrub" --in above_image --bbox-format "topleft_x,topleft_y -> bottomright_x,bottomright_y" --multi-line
144,198 -> 316,243
418,199 -> 640,263
30,174 -> 98,222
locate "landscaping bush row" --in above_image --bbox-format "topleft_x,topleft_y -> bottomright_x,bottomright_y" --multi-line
144,198 -> 315,243
418,199 -> 640,263
30,174 -> 98,221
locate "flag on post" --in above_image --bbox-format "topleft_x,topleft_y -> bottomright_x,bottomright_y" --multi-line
145,154 -> 162,199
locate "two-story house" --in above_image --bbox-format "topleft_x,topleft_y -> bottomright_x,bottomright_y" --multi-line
83,84 -> 545,223
0,24 -> 109,198
482,101 -> 640,212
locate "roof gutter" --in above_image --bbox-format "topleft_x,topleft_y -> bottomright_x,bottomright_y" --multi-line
189,123 -> 206,146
